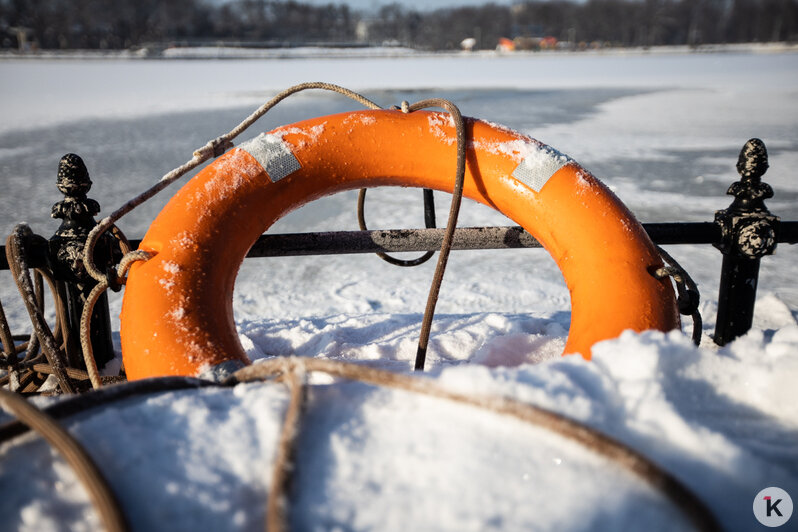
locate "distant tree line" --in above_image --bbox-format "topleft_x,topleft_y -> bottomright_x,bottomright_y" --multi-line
1,0 -> 796,51
373,0 -> 798,49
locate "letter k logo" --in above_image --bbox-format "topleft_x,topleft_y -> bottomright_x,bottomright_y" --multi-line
765,496 -> 784,517
754,488 -> 792,527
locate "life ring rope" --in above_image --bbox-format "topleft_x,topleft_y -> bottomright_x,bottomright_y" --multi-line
356,188 -> 437,267
391,98 -> 468,371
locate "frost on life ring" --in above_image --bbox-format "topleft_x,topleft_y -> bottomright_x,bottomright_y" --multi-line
120,110 -> 680,380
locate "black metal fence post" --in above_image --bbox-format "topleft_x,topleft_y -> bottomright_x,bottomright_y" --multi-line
48,154 -> 117,368
713,139 -> 779,345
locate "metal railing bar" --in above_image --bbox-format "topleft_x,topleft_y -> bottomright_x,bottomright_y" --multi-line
4,221 -> 797,269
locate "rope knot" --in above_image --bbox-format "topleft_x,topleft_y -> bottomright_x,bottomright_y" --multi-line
105,249 -> 155,292
653,249 -> 703,346
105,268 -> 125,293
392,101 -> 411,113
193,137 -> 234,159
282,356 -> 307,381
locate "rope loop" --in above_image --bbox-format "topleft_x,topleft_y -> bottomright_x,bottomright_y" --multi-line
654,247 -> 703,345
117,250 -> 155,281
357,188 -> 437,267
105,249 -> 155,292
79,249 -> 154,390
105,267 -> 125,293
6,224 -> 75,394
654,266 -> 700,315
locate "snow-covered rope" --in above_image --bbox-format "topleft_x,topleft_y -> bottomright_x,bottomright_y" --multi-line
264,359 -> 307,532
2,225 -> 130,392
229,357 -> 722,532
0,386 -> 129,532
0,357 -> 721,531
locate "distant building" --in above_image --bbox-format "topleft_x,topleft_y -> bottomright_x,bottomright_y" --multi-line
540,36 -> 558,50
496,37 -> 515,52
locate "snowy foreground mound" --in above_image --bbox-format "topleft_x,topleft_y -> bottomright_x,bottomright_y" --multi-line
2,319 -> 797,532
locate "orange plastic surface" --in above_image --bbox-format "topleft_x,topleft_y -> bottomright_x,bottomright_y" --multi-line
121,110 -> 679,379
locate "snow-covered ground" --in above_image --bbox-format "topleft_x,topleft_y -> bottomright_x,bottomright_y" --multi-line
1,50 -> 797,531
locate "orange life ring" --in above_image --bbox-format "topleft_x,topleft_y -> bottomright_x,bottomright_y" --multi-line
121,110 -> 679,380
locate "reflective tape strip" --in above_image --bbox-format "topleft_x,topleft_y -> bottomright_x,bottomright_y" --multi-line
511,144 -> 572,193
239,133 -> 301,182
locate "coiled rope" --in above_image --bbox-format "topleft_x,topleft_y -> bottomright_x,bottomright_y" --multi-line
2,223 -> 131,393
6,225 -> 74,394
227,357 -> 721,532
0,387 -> 129,532
0,363 -> 720,532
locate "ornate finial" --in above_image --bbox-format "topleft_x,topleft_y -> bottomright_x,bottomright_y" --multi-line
736,138 -> 769,182
56,153 -> 92,196
726,138 -> 773,214
50,154 -> 104,281
715,139 -> 778,259
52,154 -> 100,225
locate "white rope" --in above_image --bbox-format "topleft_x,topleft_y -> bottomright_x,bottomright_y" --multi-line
82,82 -> 382,286
79,250 -> 154,389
